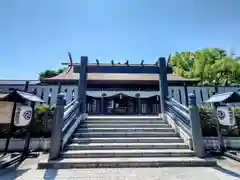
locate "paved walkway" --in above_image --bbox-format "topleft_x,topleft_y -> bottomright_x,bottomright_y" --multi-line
0,155 -> 240,180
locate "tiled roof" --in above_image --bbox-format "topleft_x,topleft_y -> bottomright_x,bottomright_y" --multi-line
43,66 -> 191,82
0,80 -> 40,85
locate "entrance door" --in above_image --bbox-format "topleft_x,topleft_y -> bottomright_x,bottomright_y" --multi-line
111,94 -> 135,114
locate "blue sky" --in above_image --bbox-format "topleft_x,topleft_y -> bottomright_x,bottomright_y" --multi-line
0,0 -> 239,80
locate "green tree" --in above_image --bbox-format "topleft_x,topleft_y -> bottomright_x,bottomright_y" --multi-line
39,68 -> 66,80
169,48 -> 240,85
212,57 -> 240,85
193,48 -> 227,85
169,51 -> 195,78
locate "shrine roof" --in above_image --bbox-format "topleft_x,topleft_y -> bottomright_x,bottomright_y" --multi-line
43,65 -> 193,82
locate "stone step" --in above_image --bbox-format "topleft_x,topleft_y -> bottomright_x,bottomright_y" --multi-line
79,123 -> 170,128
76,127 -> 175,133
87,116 -> 160,120
66,142 -> 189,150
62,149 -> 195,158
71,137 -> 184,144
38,157 -> 217,169
73,131 -> 177,138
84,120 -> 166,124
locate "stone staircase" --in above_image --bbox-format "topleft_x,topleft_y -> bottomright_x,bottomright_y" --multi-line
38,115 -> 216,169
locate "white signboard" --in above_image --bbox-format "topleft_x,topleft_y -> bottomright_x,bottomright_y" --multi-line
14,105 -> 33,126
0,101 -> 14,124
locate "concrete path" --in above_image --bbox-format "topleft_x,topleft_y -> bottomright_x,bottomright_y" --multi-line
0,155 -> 240,180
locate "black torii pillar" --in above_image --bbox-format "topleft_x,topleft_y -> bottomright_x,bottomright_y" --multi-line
158,57 -> 169,116
78,56 -> 88,113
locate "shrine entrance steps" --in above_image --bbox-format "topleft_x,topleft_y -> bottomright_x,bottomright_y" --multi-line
38,115 -> 216,169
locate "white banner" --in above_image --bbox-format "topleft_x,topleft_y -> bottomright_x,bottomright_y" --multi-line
14,105 -> 33,126
217,106 -> 236,126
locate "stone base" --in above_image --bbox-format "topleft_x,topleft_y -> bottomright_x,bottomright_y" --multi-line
0,138 -> 50,152
38,157 -> 217,169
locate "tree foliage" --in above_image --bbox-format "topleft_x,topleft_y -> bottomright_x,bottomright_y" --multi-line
39,68 -> 66,80
169,48 -> 240,85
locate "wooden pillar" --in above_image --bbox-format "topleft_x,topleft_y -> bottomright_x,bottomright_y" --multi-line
101,97 -> 104,114
91,100 -> 93,113
148,98 -> 153,114
78,56 -> 88,113
104,99 -> 108,114
144,100 -> 147,114
96,99 -> 101,114
132,99 -> 136,114
113,100 -> 116,113
184,82 -> 189,106
159,96 -> 161,114
24,81 -> 29,92
158,57 -> 168,118
134,100 -> 137,114
101,93 -> 106,114
214,86 -> 218,94
135,93 -> 140,115
142,99 -> 145,114
88,99 -> 92,113
138,98 -> 141,115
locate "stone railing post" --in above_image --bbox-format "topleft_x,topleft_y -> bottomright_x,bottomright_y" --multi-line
188,93 -> 205,158
49,93 -> 65,160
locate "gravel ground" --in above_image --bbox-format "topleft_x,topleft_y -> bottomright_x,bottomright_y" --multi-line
0,155 -> 240,180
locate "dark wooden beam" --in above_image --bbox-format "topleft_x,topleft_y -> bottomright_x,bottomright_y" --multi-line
74,64 -> 172,74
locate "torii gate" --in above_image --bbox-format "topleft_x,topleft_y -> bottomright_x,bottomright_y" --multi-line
73,56 -> 172,115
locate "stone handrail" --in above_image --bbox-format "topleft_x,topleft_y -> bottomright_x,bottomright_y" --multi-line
166,97 -> 191,130
165,93 -> 206,158
167,97 -> 189,113
64,99 -> 77,112
62,101 -> 78,135
49,93 -> 86,160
